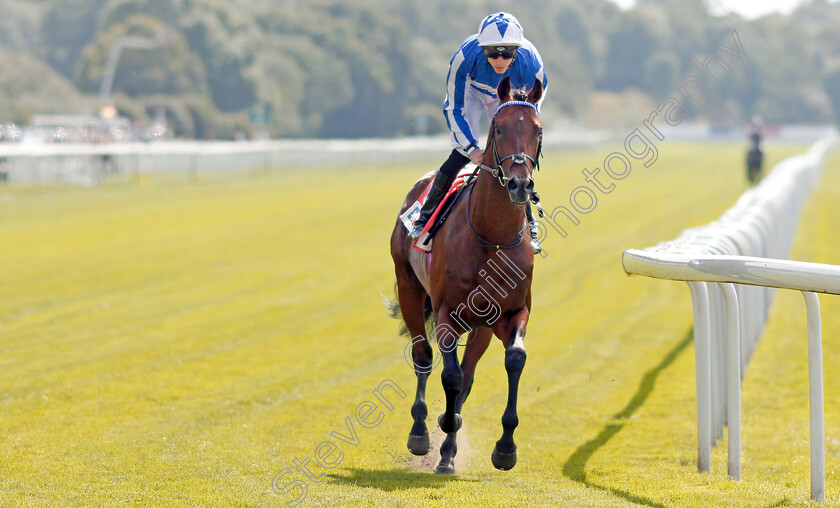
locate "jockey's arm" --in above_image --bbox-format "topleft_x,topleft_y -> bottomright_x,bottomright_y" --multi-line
444,45 -> 482,155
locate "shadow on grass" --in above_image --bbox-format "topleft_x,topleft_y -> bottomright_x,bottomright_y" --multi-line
327,467 -> 479,492
562,328 -> 694,508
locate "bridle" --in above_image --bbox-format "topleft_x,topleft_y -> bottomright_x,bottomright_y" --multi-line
478,100 -> 543,187
465,99 -> 545,250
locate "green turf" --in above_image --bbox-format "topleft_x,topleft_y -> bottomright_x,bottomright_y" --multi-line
0,141 -> 837,507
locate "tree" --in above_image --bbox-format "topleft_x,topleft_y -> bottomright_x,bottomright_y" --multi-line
597,15 -> 660,92
180,2 -> 259,112
75,14 -> 205,99
823,67 -> 840,126
0,46 -> 96,123
2,0 -> 838,138
41,0 -> 107,78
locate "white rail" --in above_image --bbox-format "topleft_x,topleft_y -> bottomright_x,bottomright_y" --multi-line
621,132 -> 838,502
0,126 -> 608,186
0,137 -> 454,185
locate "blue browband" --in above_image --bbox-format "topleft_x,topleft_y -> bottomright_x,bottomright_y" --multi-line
495,100 -> 538,116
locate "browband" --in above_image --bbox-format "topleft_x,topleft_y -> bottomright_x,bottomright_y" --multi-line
495,100 -> 538,116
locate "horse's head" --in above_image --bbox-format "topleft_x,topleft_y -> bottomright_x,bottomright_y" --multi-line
489,76 -> 543,205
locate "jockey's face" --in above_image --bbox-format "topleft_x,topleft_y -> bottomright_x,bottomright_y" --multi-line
484,46 -> 517,74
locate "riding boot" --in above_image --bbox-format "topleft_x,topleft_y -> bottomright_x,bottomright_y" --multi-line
525,203 -> 542,254
409,170 -> 456,239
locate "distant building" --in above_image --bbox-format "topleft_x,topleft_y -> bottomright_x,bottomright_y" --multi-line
26,114 -> 132,144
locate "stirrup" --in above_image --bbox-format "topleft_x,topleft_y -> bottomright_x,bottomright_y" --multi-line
408,221 -> 426,240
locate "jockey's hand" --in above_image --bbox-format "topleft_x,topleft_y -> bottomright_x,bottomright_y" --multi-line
469,149 -> 484,166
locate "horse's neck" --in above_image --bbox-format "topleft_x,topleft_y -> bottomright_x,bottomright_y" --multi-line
468,171 -> 525,243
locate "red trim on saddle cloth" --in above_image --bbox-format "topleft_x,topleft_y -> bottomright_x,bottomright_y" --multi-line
411,167 -> 475,253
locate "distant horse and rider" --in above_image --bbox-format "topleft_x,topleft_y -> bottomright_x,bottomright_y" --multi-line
746,117 -> 764,183
389,77 -> 543,474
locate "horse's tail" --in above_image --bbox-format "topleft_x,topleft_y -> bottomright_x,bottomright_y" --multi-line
382,283 -> 433,337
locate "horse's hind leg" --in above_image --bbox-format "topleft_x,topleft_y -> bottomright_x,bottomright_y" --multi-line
407,333 -> 434,456
457,328 -> 493,414
436,328 -> 493,473
396,269 -> 435,456
433,309 -> 470,474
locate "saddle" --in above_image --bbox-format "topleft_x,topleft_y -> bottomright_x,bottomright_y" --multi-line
400,167 -> 477,253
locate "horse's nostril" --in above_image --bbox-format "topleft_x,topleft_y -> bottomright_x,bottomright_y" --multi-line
526,179 -> 534,191
507,180 -> 518,191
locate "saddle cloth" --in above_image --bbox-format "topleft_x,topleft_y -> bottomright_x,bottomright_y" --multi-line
400,167 -> 476,253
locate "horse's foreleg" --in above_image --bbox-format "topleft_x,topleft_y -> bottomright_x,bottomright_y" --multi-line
492,310 -> 528,470
434,309 -> 465,474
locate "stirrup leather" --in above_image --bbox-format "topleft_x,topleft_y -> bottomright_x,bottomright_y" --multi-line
409,171 -> 454,239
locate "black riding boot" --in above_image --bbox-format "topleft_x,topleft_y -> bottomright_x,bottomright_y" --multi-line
409,170 -> 455,239
525,202 -> 542,254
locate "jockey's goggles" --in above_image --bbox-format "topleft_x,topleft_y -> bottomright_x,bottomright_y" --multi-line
483,46 -> 518,60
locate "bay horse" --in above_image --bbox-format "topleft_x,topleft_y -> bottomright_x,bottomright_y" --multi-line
389,76 -> 543,474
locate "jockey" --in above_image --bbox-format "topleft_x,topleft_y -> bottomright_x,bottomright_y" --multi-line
409,11 -> 548,253
748,115 -> 763,149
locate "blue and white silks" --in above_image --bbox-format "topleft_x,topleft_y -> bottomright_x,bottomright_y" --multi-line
443,34 -> 547,155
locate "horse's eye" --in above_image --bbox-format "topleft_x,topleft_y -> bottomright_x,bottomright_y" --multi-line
494,126 -> 502,136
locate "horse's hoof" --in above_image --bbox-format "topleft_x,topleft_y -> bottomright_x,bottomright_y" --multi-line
407,432 -> 431,456
437,413 -> 462,433
434,463 -> 456,475
491,444 -> 517,470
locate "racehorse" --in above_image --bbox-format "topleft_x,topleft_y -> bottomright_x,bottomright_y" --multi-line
389,76 -> 543,474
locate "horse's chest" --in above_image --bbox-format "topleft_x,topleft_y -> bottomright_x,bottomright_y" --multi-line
440,256 -> 530,319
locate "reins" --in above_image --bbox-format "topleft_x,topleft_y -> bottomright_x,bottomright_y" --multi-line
465,184 -> 525,250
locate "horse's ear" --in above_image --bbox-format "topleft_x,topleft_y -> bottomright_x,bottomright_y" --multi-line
497,76 -> 511,103
527,79 -> 543,104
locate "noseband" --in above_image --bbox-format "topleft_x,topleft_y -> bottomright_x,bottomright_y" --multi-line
478,100 -> 543,187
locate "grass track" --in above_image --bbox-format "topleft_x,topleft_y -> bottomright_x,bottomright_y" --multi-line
1,141 -> 838,507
